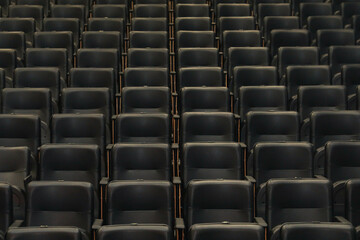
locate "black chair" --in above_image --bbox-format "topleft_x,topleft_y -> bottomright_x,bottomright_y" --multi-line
178,67 -> 223,88
299,3 -> 332,28
124,68 -> 168,87
115,113 -> 170,143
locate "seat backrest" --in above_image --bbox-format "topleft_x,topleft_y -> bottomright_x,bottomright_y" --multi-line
189,223 -> 264,240
77,49 -> 119,76
345,179 -> 360,226
121,87 -> 170,114
299,3 -> 332,27
130,31 -> 168,49
0,18 -> 35,46
98,225 -> 172,240
26,48 -> 68,81
39,144 -> 100,192
34,31 -> 73,63
182,142 -> 243,186
342,64 -> 360,95
107,180 -> 173,226
175,17 -> 211,31
258,3 -> 291,29
2,88 -> 52,125
177,48 -> 218,69
43,18 -> 80,48
115,113 -> 169,143
124,68 -> 168,87
51,114 -> 106,152
9,5 -> 43,30
111,143 -> 171,181
342,2 -> 360,26
14,67 -> 60,102
246,111 -> 299,150
0,147 -> 30,190
0,49 -> 16,81
128,48 -> 168,68
51,5 -> 85,29
0,114 -> 40,155
0,183 -> 12,233
325,141 -> 360,182
133,4 -> 168,18
6,227 -> 83,240
175,4 -> 209,17
70,68 -> 115,98
266,179 -> 333,230
26,181 -> 94,235
270,30 -> 310,58
0,32 -> 25,60
278,47 -> 318,79
228,47 -> 269,87
178,67 -> 223,88
216,3 -> 250,18
286,65 -> 330,98
83,31 -> 122,51
329,46 -> 360,82
239,86 -> 287,119
223,30 -> 261,59
61,88 -> 112,125
310,111 -> 360,149
278,223 -> 355,240
181,87 -> 229,112
308,16 -> 343,40
176,31 -> 215,50
317,29 -> 355,57
298,86 -> 346,121
132,18 -> 167,31
88,18 -> 124,34
186,180 -> 253,227
181,112 -> 235,143
253,142 -> 313,186
233,66 -> 277,99
264,16 -> 299,42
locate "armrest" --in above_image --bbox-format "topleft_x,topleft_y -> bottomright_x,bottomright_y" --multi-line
348,94 -> 357,108
335,216 -> 351,224
100,177 -> 109,186
9,220 -> 24,229
234,114 -> 240,120
320,53 -> 329,64
170,52 -> 175,56
106,144 -> 114,151
172,92 -> 178,97
24,175 -> 32,185
239,142 -> 247,149
111,115 -> 117,120
314,175 -> 327,180
314,147 -> 325,172
254,217 -> 267,228
175,218 -> 185,229
300,118 -> 310,141
173,176 -> 181,184
245,175 -> 256,183
92,219 -> 103,231
332,72 -> 342,85
289,95 -> 298,110
172,143 -> 179,149
115,93 -> 121,98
